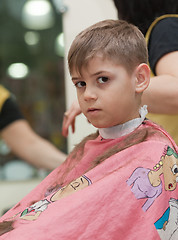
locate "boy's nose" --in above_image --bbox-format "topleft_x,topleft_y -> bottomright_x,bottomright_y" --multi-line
83,87 -> 97,101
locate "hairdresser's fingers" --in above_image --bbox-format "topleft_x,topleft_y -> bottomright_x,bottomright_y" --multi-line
62,100 -> 82,137
62,112 -> 77,137
71,118 -> 76,134
62,115 -> 69,137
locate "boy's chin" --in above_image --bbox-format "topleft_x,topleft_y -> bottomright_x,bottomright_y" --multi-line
92,122 -> 113,129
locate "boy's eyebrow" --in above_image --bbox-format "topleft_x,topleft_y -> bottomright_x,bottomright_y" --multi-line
91,71 -> 104,76
72,77 -> 80,81
72,71 -> 108,81
92,70 -> 112,77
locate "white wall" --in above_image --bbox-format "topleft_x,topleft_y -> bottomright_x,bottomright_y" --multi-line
63,0 -> 117,152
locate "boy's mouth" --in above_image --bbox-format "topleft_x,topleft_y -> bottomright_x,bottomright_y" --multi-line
87,108 -> 100,112
87,108 -> 101,117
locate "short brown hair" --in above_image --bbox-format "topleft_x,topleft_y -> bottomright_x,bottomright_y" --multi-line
68,19 -> 148,75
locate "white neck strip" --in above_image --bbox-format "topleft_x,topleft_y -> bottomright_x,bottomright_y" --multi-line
98,105 -> 148,139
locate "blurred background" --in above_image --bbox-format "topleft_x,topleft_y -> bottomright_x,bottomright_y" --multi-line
0,0 -> 67,176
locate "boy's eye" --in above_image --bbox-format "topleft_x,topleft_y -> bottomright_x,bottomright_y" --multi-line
98,76 -> 109,84
75,81 -> 86,88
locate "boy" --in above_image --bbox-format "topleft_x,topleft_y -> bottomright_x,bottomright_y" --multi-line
0,20 -> 177,240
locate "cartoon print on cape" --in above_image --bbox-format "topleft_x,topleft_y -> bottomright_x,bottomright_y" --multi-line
9,175 -> 92,221
127,146 -> 178,212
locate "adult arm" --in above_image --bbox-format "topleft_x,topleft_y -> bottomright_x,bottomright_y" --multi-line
142,17 -> 178,115
142,51 -> 178,114
0,88 -> 67,170
1,119 -> 67,170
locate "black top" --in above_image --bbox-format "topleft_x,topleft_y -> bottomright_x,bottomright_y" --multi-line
148,17 -> 178,75
0,97 -> 24,130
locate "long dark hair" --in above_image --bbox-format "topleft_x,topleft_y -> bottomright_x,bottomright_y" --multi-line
113,0 -> 178,34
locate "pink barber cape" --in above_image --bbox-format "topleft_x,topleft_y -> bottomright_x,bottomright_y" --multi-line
0,120 -> 178,240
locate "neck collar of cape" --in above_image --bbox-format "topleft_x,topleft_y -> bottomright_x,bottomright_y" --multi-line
98,105 -> 148,139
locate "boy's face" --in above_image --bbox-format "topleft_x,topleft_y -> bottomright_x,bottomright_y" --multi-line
71,56 -> 140,128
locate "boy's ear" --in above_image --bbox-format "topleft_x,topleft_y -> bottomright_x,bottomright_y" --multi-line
135,63 -> 150,93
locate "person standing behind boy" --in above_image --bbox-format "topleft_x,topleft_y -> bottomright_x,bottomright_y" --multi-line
0,84 -> 67,170
0,20 -> 177,239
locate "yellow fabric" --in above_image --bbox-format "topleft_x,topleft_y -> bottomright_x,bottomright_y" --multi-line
145,14 -> 178,144
0,85 -> 10,112
147,113 -> 178,144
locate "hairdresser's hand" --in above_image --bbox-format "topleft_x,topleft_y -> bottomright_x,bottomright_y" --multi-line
62,100 -> 82,137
